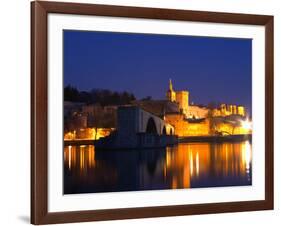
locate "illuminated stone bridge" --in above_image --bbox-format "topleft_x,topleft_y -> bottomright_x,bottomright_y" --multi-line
94,106 -> 177,149
117,106 -> 175,136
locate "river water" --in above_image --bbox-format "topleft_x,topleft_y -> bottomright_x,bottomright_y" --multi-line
64,141 -> 252,194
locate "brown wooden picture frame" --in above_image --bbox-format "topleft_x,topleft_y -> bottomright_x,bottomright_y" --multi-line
31,1 -> 274,224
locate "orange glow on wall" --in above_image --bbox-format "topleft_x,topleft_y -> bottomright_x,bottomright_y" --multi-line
64,128 -> 114,141
165,113 -> 251,137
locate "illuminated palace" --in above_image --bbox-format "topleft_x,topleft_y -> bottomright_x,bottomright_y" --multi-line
163,79 -> 251,137
64,79 -> 252,141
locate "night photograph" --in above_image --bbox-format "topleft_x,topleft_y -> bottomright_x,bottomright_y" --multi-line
63,30 -> 252,194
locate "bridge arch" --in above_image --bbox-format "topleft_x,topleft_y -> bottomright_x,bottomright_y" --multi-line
146,117 -> 158,134
170,128 -> 173,135
162,126 -> 167,135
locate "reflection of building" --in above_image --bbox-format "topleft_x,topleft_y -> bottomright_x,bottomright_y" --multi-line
63,141 -> 252,193
162,141 -> 251,189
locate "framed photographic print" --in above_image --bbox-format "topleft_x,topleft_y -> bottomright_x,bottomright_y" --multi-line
31,1 -> 274,224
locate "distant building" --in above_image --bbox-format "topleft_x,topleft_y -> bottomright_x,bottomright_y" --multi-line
166,79 -> 176,102
187,105 -> 209,119
213,104 -> 245,117
64,101 -> 84,117
237,105 -> 245,116
166,79 -> 246,119
165,113 -> 209,137
166,79 -> 189,116
64,79 -> 250,140
164,79 -> 249,137
64,102 -> 117,140
132,100 -> 180,118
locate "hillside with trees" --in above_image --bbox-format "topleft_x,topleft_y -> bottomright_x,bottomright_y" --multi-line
64,85 -> 136,106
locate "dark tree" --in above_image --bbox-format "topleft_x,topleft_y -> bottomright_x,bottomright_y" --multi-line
64,85 -> 80,102
79,91 -> 92,104
64,85 -> 136,106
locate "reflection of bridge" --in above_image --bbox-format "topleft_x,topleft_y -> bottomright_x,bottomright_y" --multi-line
94,106 -> 177,150
117,106 -> 175,136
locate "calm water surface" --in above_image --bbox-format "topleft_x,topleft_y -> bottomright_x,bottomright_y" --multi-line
64,141 -> 252,194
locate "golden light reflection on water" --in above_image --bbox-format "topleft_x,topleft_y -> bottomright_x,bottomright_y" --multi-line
64,145 -> 96,175
164,141 -> 252,189
64,145 -> 118,190
64,141 -> 252,193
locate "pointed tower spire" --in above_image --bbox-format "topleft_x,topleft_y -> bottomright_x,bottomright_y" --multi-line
169,79 -> 173,91
166,78 -> 176,102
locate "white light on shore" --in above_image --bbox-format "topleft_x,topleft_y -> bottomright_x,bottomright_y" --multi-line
241,118 -> 252,130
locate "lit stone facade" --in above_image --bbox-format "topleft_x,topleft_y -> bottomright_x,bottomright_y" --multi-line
166,79 -> 189,115
166,79 -> 246,119
164,79 -> 249,137
212,104 -> 245,117
64,80 -> 249,140
187,105 -> 209,119
237,106 -> 245,116
165,114 -> 209,137
176,91 -> 189,115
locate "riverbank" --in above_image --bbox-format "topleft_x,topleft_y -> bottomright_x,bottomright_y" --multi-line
64,134 -> 252,146
64,139 -> 94,146
179,134 -> 252,143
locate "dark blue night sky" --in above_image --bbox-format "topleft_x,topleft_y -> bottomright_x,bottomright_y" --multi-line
64,30 -> 252,112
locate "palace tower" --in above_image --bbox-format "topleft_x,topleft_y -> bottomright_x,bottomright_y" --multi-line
166,79 -> 189,116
